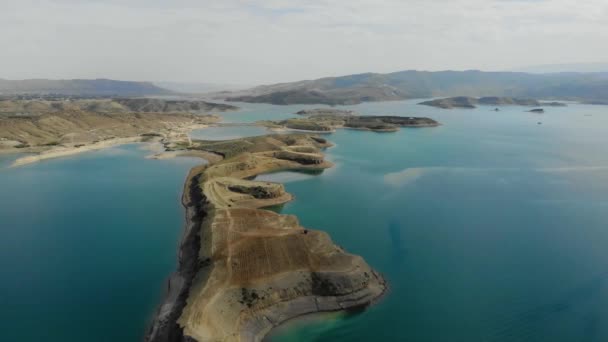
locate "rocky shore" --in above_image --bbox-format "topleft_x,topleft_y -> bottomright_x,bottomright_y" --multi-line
146,134 -> 387,342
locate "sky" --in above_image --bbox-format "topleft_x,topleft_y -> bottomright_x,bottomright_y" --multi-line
1,0 -> 607,85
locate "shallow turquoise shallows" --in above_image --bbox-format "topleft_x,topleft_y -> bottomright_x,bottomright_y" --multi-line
1,100 -> 608,341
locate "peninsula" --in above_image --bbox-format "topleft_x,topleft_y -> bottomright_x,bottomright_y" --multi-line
146,134 -> 387,342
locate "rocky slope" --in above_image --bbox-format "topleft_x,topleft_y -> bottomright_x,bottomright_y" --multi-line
0,98 -> 239,165
146,134 -> 386,342
0,98 -> 238,155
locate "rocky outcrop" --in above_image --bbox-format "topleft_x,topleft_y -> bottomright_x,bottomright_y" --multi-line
146,134 -> 386,342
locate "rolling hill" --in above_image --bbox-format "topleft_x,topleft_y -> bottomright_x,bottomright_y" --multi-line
0,78 -> 171,96
223,70 -> 608,105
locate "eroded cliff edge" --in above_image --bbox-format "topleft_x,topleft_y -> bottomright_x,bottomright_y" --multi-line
146,134 -> 386,342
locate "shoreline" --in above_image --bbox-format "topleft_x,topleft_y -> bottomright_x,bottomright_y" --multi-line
262,280 -> 389,341
145,164 -> 211,342
7,123 -> 215,168
9,136 -> 145,167
264,281 -> 390,341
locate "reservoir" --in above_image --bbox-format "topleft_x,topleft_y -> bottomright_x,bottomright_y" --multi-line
2,101 -> 608,341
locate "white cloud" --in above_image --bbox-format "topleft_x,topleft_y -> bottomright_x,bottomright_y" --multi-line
0,0 -> 607,84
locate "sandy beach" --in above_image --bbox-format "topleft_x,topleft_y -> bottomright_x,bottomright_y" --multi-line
10,137 -> 144,167
7,122 -> 215,167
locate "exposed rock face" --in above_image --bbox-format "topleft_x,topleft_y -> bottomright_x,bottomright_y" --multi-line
419,96 -> 567,109
146,134 -> 386,342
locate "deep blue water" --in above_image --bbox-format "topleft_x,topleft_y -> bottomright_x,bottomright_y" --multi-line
1,100 -> 608,341
0,145 -> 202,341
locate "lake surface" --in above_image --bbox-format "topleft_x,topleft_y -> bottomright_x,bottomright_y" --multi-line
0,145 -> 202,341
1,100 -> 608,341
258,101 -> 608,341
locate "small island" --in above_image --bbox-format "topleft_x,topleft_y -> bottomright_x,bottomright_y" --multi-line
418,96 -> 567,109
528,108 -> 545,113
146,134 -> 387,342
260,109 -> 439,133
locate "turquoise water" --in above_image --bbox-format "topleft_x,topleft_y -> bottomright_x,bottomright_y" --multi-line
215,102 -> 332,123
0,145 -> 202,341
1,100 -> 608,341
255,102 -> 608,341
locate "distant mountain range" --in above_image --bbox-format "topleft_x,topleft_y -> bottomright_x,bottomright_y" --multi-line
3,71 -> 608,105
223,70 -> 608,105
154,81 -> 248,94
513,63 -> 608,74
0,78 -> 170,96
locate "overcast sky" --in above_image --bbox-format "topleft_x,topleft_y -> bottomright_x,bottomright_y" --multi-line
1,0 -> 607,85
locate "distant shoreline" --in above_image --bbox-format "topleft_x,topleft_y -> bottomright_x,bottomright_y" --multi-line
6,122 -> 215,167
